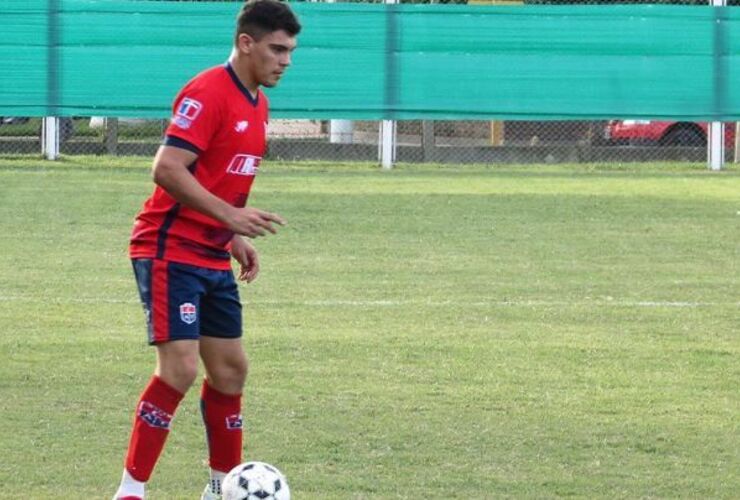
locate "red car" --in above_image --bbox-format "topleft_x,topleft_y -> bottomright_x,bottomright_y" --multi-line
605,120 -> 736,147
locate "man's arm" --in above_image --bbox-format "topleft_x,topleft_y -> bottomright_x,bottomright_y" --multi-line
152,145 -> 285,238
230,235 -> 260,282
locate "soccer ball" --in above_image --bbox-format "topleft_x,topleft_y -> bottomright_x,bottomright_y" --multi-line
222,461 -> 290,500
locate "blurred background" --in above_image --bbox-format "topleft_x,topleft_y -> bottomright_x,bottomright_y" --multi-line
2,0 -> 738,165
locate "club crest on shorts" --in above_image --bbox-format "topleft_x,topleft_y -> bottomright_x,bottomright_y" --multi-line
225,414 -> 243,430
179,302 -> 197,324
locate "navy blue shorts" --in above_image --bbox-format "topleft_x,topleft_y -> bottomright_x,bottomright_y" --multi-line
132,259 -> 242,345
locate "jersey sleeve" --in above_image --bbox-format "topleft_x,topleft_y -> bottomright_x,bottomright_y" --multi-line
165,84 -> 222,153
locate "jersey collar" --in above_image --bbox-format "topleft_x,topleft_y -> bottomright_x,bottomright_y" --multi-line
225,62 -> 259,107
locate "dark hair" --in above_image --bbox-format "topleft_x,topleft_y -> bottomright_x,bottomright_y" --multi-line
235,0 -> 302,43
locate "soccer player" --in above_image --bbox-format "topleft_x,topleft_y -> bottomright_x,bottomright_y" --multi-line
113,2 -> 301,499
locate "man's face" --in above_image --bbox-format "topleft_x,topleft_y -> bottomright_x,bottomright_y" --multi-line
243,30 -> 297,88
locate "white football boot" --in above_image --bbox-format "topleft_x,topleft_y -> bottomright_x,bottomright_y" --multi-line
200,479 -> 222,500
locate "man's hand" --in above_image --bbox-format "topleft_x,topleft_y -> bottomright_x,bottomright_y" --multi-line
231,235 -> 260,282
226,206 -> 286,238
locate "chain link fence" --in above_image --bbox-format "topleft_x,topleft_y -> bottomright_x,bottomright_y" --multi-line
1,0 -> 736,164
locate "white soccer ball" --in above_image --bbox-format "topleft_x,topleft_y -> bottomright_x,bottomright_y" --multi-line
222,461 -> 291,500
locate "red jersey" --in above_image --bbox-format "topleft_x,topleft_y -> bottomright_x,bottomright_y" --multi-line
130,63 -> 268,270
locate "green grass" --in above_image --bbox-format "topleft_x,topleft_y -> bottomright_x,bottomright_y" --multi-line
0,156 -> 738,498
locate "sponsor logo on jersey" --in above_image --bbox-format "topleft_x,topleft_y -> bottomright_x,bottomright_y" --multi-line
179,302 -> 197,324
172,97 -> 202,129
235,120 -> 249,133
138,401 -> 173,429
226,154 -> 262,176
225,414 -> 243,430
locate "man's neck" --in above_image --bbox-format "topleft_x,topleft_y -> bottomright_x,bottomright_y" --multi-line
228,52 -> 259,97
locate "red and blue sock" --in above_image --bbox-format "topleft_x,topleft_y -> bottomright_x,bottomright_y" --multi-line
200,380 -> 243,473
124,376 -> 184,482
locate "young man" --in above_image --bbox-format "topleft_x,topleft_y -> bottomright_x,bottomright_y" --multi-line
113,2 -> 301,499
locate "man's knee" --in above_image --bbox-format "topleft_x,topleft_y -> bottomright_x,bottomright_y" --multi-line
207,354 -> 248,394
156,341 -> 200,393
162,360 -> 199,389
200,338 -> 249,394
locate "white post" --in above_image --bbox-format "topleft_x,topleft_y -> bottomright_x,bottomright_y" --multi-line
708,122 -> 725,171
42,117 -> 60,160
329,120 -> 354,144
709,0 -> 727,170
380,0 -> 399,169
379,120 -> 396,170
325,0 -> 354,145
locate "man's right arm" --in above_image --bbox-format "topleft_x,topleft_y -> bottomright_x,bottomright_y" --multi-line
152,145 -> 284,238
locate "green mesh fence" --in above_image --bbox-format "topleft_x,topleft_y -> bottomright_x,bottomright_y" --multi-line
1,1 -> 739,120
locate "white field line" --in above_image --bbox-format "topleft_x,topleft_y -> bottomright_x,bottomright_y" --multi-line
0,296 -> 736,308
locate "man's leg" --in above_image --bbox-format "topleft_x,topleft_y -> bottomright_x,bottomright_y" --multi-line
115,340 -> 199,499
199,337 -> 248,496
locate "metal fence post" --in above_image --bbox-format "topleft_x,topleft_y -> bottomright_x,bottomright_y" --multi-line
709,0 -> 727,171
708,122 -> 725,171
45,0 -> 61,160
422,120 -> 435,162
42,117 -> 60,160
379,120 -> 396,169
105,118 -> 119,155
380,0 -> 399,169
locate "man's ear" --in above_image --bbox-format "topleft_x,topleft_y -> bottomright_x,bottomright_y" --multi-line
236,33 -> 255,54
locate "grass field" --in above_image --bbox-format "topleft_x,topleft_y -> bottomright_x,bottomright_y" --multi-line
0,156 -> 738,498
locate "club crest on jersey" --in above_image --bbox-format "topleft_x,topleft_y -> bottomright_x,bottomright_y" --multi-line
225,414 -> 243,430
227,154 -> 262,176
172,97 -> 202,129
138,401 -> 173,429
235,120 -> 249,133
179,302 -> 197,324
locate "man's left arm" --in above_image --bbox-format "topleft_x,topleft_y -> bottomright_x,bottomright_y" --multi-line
231,235 -> 260,283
